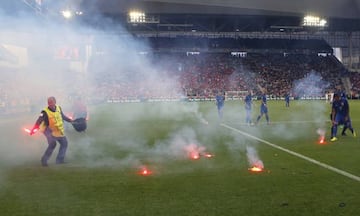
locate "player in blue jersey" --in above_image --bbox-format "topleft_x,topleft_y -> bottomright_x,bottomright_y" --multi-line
330,93 -> 356,141
215,91 -> 225,121
255,93 -> 270,125
338,92 -> 356,137
285,93 -> 290,107
244,91 -> 253,125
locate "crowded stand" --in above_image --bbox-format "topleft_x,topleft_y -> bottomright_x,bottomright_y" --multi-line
88,37 -> 345,102
0,37 -> 357,114
350,72 -> 360,98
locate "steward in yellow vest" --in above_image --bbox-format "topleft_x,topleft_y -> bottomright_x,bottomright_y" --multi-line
30,96 -> 73,167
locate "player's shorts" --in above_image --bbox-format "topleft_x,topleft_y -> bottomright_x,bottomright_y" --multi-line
260,105 -> 268,113
335,114 -> 347,125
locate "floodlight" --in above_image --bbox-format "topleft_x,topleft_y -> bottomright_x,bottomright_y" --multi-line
319,19 -> 327,26
303,15 -> 327,27
61,10 -> 73,19
128,11 -> 146,23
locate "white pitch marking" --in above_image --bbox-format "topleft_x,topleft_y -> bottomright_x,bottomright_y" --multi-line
221,123 -> 360,183
233,118 -> 360,126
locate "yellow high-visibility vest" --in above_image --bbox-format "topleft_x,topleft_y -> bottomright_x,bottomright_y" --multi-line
40,105 -> 65,137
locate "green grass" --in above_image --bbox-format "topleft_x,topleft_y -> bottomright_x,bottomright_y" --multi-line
1,100 -> 360,216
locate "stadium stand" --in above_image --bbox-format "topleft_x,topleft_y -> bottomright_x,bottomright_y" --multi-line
0,0 -> 359,113
86,37 -> 345,102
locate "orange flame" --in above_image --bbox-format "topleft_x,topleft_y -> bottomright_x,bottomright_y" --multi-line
190,152 -> 200,160
248,166 -> 263,172
318,136 -> 326,144
203,153 -> 214,158
138,167 -> 152,176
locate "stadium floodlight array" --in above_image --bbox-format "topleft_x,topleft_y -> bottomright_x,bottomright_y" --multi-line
128,10 -> 160,24
303,15 -> 327,27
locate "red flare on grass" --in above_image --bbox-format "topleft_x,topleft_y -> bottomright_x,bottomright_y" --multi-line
138,167 -> 152,176
189,151 -> 200,160
318,136 -> 326,144
248,166 -> 264,172
203,153 -> 214,158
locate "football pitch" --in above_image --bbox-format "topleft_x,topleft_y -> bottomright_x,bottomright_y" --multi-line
0,99 -> 359,216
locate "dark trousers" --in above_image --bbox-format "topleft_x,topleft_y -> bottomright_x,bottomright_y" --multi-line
41,129 -> 68,165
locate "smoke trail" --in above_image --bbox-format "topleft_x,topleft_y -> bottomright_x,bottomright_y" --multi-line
246,146 -> 264,169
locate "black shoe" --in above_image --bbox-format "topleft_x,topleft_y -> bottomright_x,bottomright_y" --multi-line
341,133 -> 347,136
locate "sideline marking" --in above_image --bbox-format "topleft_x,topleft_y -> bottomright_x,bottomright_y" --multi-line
233,119 -> 360,126
221,123 -> 360,183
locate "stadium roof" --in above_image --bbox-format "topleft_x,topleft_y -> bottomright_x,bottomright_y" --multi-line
75,0 -> 360,32
85,0 -> 360,19
1,1 -> 359,31
1,0 -> 359,19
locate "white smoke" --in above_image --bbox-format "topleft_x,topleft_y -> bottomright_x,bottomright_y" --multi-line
246,146 -> 264,169
293,71 -> 330,98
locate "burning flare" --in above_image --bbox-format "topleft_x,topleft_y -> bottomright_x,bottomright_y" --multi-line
185,144 -> 214,160
138,166 -> 152,176
246,146 -> 264,172
248,166 -> 264,172
316,128 -> 326,144
24,128 -> 38,134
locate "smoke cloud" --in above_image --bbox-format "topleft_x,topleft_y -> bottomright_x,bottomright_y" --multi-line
293,71 -> 330,98
0,3 -> 330,187
0,3 -> 189,183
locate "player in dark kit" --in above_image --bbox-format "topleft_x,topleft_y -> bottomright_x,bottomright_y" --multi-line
339,93 -> 355,136
244,91 -> 253,125
215,91 -> 225,121
330,93 -> 356,141
255,94 -> 270,125
285,94 -> 290,107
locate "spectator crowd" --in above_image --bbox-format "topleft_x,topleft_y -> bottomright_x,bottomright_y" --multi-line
1,37 -> 360,114
89,51 -> 347,101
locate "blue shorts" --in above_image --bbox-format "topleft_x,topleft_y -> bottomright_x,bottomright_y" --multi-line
260,105 -> 268,113
335,114 -> 348,125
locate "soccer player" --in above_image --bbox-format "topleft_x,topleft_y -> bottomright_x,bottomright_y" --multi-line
339,92 -> 356,137
244,91 -> 253,125
330,93 -> 356,141
255,93 -> 270,125
285,93 -> 290,107
215,91 -> 225,121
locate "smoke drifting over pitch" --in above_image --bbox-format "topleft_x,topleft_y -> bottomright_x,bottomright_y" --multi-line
0,3 -> 330,181
293,71 -> 330,98
0,5 -> 185,171
0,4 -> 238,174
